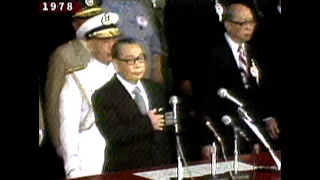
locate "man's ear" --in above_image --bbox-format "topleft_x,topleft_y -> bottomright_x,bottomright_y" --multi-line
224,21 -> 230,30
112,59 -> 119,72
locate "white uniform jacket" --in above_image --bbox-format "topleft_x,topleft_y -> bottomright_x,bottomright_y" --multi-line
59,58 -> 116,178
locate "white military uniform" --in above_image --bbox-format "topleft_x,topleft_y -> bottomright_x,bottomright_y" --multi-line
59,58 -> 116,178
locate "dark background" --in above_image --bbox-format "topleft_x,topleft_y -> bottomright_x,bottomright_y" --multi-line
38,11 -> 76,180
38,12 -> 75,99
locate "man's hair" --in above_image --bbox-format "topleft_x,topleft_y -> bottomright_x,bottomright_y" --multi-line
222,5 -> 235,22
222,3 -> 253,22
111,38 -> 146,58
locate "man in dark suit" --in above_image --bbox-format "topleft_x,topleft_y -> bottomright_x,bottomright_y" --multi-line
92,38 -> 175,172
199,3 -> 279,159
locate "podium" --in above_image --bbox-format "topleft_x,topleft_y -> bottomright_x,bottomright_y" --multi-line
58,151 -> 281,180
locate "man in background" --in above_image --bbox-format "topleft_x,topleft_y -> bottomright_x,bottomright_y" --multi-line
43,1 -> 104,179
199,3 -> 279,159
45,0 -> 104,157
59,11 -> 122,178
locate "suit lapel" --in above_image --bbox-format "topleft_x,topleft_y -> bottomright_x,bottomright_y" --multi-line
111,76 -> 145,115
222,40 -> 245,84
141,80 -> 153,109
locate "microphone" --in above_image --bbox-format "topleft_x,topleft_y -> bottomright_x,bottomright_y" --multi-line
169,96 -> 179,134
217,88 -> 243,107
204,116 -> 229,164
221,115 -> 251,142
169,96 -> 191,179
204,116 -> 222,144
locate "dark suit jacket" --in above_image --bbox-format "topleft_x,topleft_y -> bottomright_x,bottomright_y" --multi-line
198,34 -> 274,156
92,75 -> 175,172
252,4 -> 281,120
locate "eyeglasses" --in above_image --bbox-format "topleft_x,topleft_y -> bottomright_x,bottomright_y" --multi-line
116,53 -> 146,65
228,19 -> 256,26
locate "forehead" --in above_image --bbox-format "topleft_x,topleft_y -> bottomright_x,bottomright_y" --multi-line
119,44 -> 143,55
232,5 -> 254,20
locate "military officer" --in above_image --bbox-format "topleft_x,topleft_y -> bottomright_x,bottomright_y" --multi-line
44,0 -> 104,157
59,11 -> 123,178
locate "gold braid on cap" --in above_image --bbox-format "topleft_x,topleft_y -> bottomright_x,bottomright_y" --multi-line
88,27 -> 122,39
72,7 -> 105,19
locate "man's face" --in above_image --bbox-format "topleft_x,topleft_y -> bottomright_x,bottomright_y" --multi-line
89,38 -> 118,63
114,44 -> 146,84
225,4 -> 256,44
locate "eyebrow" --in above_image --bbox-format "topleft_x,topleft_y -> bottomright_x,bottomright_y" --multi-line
233,17 -> 254,21
121,55 -> 135,59
121,53 -> 144,59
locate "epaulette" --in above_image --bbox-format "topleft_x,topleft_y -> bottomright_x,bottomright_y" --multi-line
66,64 -> 87,74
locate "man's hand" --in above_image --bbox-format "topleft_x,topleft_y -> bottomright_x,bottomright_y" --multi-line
147,109 -> 165,131
265,118 -> 280,140
201,145 -> 213,160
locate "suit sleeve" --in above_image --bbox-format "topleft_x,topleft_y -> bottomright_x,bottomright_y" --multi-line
59,74 -> 83,178
92,91 -> 155,143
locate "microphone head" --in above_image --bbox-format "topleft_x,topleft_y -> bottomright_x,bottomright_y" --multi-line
205,121 -> 211,126
217,88 -> 228,98
221,115 -> 232,126
169,95 -> 179,105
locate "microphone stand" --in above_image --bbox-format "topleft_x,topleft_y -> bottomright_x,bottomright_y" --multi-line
171,102 -> 194,180
229,127 -> 252,180
173,103 -> 184,180
237,107 -> 281,171
233,129 -> 239,175
169,96 -> 194,180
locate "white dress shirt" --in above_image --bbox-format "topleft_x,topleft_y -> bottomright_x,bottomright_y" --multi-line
224,32 -> 246,69
116,74 -> 150,111
59,58 -> 116,178
225,33 -> 250,88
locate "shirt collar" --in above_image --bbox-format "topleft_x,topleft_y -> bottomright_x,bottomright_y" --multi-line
224,32 -> 244,54
90,57 -> 113,70
116,73 -> 143,94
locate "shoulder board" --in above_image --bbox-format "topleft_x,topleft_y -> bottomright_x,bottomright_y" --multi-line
66,64 -> 87,74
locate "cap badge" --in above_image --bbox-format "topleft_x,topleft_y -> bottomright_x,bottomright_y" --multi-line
101,12 -> 119,26
85,0 -> 94,7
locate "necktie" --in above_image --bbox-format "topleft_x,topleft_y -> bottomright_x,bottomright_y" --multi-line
238,45 -> 251,88
132,86 -> 147,114
238,45 -> 250,78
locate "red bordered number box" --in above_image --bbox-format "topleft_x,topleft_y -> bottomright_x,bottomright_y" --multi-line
39,1 -> 82,13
